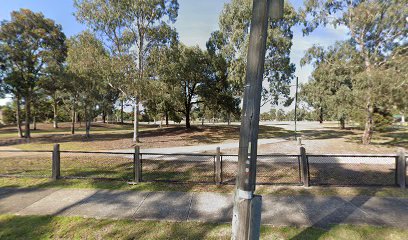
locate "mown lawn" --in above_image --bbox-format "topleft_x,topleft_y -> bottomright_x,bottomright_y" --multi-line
1,122 -> 294,151
1,177 -> 408,198
0,214 -> 407,240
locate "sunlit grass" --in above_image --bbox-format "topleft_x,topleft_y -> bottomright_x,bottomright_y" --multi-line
1,177 -> 408,198
0,214 -> 407,240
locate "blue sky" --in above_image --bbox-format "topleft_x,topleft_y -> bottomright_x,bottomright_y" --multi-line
0,0 -> 348,112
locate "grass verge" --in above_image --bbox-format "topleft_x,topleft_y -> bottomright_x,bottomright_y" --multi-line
0,214 -> 407,240
1,177 -> 408,198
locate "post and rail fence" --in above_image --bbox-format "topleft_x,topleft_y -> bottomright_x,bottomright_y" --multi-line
0,144 -> 407,188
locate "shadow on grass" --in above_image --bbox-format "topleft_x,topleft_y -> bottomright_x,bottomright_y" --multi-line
6,124 -> 293,151
286,154 -> 407,239
0,214 -> 233,239
300,129 -> 356,140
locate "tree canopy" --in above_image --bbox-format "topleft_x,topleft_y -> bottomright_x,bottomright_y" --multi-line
0,9 -> 66,138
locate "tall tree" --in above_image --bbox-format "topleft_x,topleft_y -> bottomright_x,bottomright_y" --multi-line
62,70 -> 81,135
39,43 -> 67,129
74,0 -> 179,142
218,0 -> 298,105
1,72 -> 24,137
201,31 -> 241,125
67,31 -> 107,138
0,9 -> 66,138
300,41 -> 363,128
154,44 -> 212,128
383,45 -> 408,117
302,0 -> 408,144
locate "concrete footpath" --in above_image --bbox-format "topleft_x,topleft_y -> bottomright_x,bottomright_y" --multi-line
1,187 -> 408,229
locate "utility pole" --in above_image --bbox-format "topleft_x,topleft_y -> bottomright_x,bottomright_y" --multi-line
231,0 -> 283,239
294,76 -> 299,139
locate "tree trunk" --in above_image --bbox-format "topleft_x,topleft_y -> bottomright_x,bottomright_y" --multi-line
15,96 -> 23,138
71,105 -> 75,135
165,111 -> 169,126
85,107 -> 91,138
361,48 -> 374,145
102,110 -> 106,123
133,98 -> 139,142
319,107 -> 324,124
362,102 -> 374,144
53,97 -> 58,128
120,99 -> 124,124
24,95 -> 31,138
33,116 -> 36,130
228,112 -> 231,126
201,117 -> 204,126
339,117 -> 345,129
185,108 -> 191,129
134,30 -> 144,142
86,120 -> 91,138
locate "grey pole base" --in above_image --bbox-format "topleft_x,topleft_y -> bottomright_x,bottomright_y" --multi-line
232,193 -> 262,240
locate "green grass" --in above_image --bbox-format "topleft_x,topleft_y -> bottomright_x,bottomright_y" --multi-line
0,214 -> 407,240
2,123 -> 294,151
0,177 -> 235,193
0,124 -> 134,139
16,142 -> 100,151
1,177 -> 408,198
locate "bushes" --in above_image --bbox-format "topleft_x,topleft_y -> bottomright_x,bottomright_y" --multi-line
1,106 -> 16,124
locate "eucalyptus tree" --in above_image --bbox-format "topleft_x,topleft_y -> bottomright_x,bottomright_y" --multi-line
153,44 -> 212,128
39,45 -> 67,129
61,70 -> 82,135
74,0 -> 131,125
1,72 -> 24,137
300,41 -> 363,128
74,0 -> 179,142
302,0 -> 408,143
141,28 -> 180,127
384,45 -> 408,117
218,0 -> 299,105
0,9 -> 66,138
67,31 -> 108,138
100,85 -> 120,123
201,31 -> 241,125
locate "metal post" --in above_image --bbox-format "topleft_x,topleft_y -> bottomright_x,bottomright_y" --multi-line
52,144 -> 60,180
300,146 -> 309,187
134,146 -> 141,183
232,0 -> 275,239
397,149 -> 406,189
215,147 -> 222,185
297,137 -> 302,146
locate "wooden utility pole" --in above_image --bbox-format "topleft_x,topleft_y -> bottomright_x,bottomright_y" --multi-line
231,0 -> 283,239
294,76 -> 299,139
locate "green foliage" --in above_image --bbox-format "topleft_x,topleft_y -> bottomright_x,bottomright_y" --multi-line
218,0 -> 299,105
300,41 -> 363,126
74,0 -> 179,141
301,0 -> 408,143
200,31 -> 241,121
1,105 -> 16,124
0,9 -> 67,137
151,44 -> 213,128
66,31 -> 109,136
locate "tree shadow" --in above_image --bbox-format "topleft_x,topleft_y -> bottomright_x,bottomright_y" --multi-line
288,155 -> 405,239
1,124 -> 294,151
300,129 -> 355,140
0,180 -> 233,239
